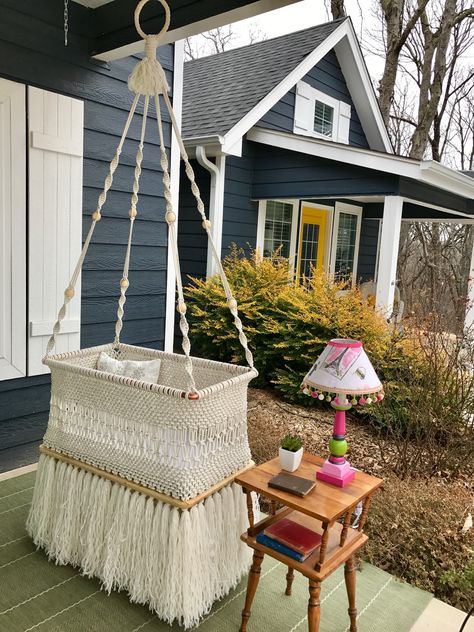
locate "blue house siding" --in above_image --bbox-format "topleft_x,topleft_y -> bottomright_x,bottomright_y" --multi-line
357,219 -> 380,282
222,141 -> 258,257
178,160 -> 210,282
251,143 -> 398,199
256,50 -> 369,148
0,0 -> 174,471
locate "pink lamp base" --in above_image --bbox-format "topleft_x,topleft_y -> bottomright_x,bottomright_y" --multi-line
316,459 -> 356,487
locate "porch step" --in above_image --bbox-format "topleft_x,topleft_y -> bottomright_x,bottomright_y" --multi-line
410,598 -> 474,632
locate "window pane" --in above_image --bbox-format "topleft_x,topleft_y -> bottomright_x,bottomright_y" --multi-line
300,222 -> 320,280
334,212 -> 358,281
263,201 -> 294,258
314,100 -> 334,137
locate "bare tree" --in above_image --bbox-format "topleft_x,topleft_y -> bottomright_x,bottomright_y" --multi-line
184,22 -> 266,61
325,0 -> 347,18
403,0 -> 474,159
376,0 -> 430,127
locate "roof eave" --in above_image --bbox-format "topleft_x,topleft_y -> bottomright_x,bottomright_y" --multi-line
247,127 -> 474,201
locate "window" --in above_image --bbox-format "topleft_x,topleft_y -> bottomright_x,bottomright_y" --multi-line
262,200 -> 295,258
314,100 -> 334,137
330,203 -> 362,285
294,81 -> 351,144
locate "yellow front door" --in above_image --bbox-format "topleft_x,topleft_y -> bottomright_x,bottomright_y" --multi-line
297,206 -> 329,280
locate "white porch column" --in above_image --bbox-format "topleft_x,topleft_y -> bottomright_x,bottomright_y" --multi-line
375,195 -> 403,319
464,237 -> 474,333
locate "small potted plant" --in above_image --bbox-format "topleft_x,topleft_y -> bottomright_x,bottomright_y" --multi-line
279,435 -> 303,472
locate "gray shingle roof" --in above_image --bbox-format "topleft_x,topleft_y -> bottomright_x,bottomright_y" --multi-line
182,19 -> 346,139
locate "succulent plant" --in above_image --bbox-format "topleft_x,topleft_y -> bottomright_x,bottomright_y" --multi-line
280,434 -> 303,452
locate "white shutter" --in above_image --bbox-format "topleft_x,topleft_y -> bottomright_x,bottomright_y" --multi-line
28,87 -> 84,376
0,79 -> 26,380
337,101 -> 351,144
293,81 -> 313,135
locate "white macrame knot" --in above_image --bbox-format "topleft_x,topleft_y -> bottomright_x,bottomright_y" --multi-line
128,38 -> 169,96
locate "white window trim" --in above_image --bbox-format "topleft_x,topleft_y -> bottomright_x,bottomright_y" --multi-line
329,202 -> 363,287
256,199 -> 363,286
256,199 -> 300,273
294,81 -> 351,144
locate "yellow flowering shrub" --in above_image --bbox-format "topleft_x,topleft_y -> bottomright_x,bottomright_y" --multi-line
185,248 -> 391,398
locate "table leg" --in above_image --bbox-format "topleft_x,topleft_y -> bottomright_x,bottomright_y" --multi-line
307,580 -> 321,632
244,488 -> 255,532
285,567 -> 294,596
240,550 -> 264,632
344,555 -> 358,632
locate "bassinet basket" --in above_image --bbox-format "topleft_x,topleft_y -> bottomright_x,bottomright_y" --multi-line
27,1 -> 259,626
43,343 -> 255,500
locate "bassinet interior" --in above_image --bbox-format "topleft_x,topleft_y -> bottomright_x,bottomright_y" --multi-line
48,342 -> 255,394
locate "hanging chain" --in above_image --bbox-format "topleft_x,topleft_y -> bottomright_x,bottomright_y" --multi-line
64,0 -> 69,46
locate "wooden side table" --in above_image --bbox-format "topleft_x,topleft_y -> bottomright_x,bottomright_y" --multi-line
235,453 -> 383,632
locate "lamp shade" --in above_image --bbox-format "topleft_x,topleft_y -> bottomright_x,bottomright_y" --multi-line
303,339 -> 382,395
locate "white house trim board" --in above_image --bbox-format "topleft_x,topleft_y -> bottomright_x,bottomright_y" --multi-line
221,19 -> 392,155
93,0 -> 301,61
165,39 -> 185,352
28,87 -> 84,376
333,25 -> 392,153
246,127 -> 474,201
375,196 -> 403,318
0,79 -> 26,381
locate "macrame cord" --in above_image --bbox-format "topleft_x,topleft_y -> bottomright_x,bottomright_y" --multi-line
45,0 -> 254,395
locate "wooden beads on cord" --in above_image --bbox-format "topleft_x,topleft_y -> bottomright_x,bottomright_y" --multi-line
177,301 -> 187,314
227,297 -> 237,310
64,287 -> 75,299
92,211 -> 101,222
166,211 -> 176,224
120,278 -> 129,289
202,219 -> 211,230
129,207 -> 138,218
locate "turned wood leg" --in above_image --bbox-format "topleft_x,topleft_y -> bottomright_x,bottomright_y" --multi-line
307,580 -> 321,632
244,489 -> 255,532
285,567 -> 294,595
344,555 -> 358,632
240,550 -> 264,632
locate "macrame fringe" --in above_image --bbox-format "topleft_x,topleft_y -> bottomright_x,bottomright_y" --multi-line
27,454 -> 256,629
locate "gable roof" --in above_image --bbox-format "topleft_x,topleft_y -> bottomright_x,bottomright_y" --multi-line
182,19 -> 345,139
182,18 -> 393,154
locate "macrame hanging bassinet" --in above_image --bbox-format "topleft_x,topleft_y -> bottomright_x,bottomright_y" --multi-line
26,1 -> 258,627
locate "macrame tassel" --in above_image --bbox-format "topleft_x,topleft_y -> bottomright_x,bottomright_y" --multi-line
128,36 -> 169,96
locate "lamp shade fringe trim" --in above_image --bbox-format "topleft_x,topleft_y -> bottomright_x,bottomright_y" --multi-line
26,454 -> 256,629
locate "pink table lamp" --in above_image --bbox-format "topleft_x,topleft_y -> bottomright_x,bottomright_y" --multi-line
301,339 -> 383,487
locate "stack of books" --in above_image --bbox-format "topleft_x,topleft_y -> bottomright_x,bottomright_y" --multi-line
256,518 -> 322,562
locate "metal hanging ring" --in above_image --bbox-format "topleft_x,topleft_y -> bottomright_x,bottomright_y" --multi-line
134,0 -> 171,40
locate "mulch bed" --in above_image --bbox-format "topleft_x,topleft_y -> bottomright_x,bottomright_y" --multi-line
247,387 -> 474,612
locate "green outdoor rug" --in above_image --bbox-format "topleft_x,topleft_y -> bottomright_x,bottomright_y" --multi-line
0,471 -> 432,632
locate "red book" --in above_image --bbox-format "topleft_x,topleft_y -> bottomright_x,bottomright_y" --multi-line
264,518 -> 322,557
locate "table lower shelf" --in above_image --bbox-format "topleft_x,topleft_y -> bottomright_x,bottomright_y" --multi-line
241,509 -> 368,582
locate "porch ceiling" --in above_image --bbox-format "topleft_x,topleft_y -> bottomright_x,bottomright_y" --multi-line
71,0 -> 303,60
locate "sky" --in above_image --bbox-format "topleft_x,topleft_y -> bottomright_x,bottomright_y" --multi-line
189,0 -> 385,80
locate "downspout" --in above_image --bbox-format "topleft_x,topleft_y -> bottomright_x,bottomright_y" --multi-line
195,146 -> 226,277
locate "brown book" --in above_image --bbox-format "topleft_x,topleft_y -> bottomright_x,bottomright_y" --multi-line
268,472 -> 316,497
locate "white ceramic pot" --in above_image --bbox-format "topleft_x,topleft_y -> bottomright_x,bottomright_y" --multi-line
279,446 -> 303,472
